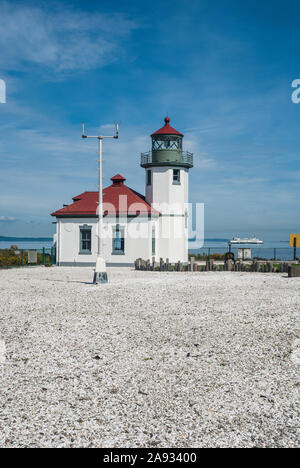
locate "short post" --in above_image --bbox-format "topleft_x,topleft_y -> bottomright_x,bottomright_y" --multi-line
274,248 -> 276,260
51,247 -> 54,265
190,256 -> 194,272
294,237 -> 297,261
21,250 -> 23,266
42,247 -> 45,266
227,259 -> 233,271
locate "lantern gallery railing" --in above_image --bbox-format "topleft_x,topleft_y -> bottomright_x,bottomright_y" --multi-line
140,151 -> 194,167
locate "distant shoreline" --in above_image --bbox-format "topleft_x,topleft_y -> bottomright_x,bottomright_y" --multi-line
0,236 -> 290,243
0,236 -> 53,242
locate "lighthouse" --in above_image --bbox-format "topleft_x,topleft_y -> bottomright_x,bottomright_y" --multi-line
141,117 -> 194,263
52,116 -> 193,267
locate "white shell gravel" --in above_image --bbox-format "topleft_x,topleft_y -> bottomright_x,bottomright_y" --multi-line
0,266 -> 299,448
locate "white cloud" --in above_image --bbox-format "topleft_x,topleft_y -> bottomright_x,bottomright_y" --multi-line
0,216 -> 16,221
0,2 -> 137,74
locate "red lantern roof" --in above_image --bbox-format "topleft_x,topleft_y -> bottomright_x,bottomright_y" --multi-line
51,174 -> 160,217
151,116 -> 183,137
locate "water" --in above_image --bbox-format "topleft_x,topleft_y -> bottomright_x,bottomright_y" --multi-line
189,239 -> 295,261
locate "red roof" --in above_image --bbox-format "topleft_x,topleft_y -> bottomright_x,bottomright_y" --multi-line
151,116 -> 183,137
51,174 -> 160,217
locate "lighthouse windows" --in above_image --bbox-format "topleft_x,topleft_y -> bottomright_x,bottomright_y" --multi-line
147,170 -> 152,186
173,169 -> 181,185
152,136 -> 182,150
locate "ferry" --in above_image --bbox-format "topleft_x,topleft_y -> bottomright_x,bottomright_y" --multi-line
229,236 -> 264,245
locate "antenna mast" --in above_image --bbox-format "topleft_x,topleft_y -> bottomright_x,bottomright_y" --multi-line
82,121 -> 119,284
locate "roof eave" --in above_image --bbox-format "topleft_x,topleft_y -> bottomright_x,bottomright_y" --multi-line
52,212 -> 161,218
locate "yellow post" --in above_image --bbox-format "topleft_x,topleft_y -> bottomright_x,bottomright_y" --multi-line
290,234 -> 300,261
289,234 -> 300,247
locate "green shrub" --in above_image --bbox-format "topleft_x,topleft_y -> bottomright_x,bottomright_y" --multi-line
0,249 -> 52,267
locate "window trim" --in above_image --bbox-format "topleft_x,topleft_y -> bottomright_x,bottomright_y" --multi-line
112,224 -> 125,255
173,169 -> 181,185
79,224 -> 92,255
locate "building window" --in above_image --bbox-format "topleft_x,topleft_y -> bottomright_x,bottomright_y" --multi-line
173,169 -> 180,185
112,224 -> 125,255
79,225 -> 92,254
147,170 -> 152,186
152,226 -> 156,255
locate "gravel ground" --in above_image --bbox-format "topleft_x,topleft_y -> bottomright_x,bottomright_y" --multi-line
0,266 -> 299,448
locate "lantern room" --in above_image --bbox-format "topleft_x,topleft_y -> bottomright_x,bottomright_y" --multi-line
141,116 -> 193,168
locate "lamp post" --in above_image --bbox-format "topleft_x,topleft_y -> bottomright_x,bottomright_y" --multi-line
82,122 -> 119,284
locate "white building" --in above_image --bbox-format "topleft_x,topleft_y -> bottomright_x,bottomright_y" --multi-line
51,117 -> 194,266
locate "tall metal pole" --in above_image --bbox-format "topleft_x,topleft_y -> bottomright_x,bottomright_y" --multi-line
98,137 -> 103,259
82,122 -> 119,284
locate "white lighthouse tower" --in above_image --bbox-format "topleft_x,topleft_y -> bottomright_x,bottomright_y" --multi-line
141,117 -> 194,263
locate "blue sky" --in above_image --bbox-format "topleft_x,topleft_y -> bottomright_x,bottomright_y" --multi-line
0,0 -> 299,240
